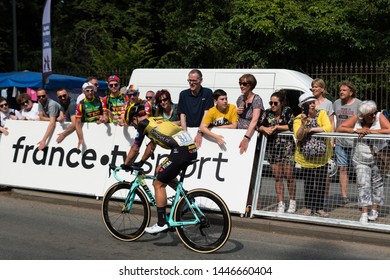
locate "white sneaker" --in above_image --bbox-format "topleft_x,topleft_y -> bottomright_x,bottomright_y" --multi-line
144,223 -> 168,234
360,213 -> 368,224
368,210 -> 378,221
287,200 -> 296,213
277,202 -> 285,213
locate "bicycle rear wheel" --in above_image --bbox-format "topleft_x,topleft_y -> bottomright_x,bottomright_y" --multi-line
174,189 -> 231,253
101,182 -> 150,241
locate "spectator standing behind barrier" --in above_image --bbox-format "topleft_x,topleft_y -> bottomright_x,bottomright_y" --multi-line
56,88 -> 76,122
236,74 -> 264,213
333,81 -> 362,205
0,96 -> 22,135
126,85 -> 151,111
178,69 -> 214,148
119,85 -> 152,125
312,78 -> 335,196
126,84 -> 142,106
74,82 -> 107,149
154,89 -> 180,125
56,88 -> 79,144
236,73 -> 264,154
102,75 -> 129,125
293,92 -> 332,217
145,90 -> 157,116
16,93 -> 39,121
337,100 -> 390,223
312,78 -> 335,134
258,90 -> 296,213
36,88 -> 64,150
199,89 -> 238,145
76,76 -> 99,104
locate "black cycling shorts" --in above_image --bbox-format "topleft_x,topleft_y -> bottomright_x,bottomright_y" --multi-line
156,145 -> 197,184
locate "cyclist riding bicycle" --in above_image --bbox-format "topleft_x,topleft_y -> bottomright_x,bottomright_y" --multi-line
122,102 -> 198,234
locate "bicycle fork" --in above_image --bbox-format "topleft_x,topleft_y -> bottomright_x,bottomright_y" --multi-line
123,179 -> 155,213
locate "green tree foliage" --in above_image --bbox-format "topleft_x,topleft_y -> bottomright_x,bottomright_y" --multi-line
52,0 -> 158,70
0,0 -> 388,72
229,0 -> 390,66
157,0 -> 235,67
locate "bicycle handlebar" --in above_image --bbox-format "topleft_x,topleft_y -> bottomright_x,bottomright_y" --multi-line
108,164 -> 146,182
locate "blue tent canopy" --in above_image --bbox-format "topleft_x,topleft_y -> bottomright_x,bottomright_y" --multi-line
0,71 -> 108,90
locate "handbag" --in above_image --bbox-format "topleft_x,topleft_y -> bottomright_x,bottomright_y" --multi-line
300,135 -> 326,158
299,110 -> 326,159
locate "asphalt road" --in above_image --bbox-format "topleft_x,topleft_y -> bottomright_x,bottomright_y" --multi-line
1,189 -> 390,260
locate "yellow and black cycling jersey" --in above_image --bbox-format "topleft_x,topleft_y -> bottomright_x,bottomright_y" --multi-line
134,116 -> 194,149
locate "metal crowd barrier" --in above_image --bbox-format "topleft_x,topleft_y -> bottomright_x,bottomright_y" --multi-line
251,132 -> 390,232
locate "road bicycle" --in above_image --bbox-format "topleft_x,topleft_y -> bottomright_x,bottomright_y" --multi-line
101,159 -> 231,254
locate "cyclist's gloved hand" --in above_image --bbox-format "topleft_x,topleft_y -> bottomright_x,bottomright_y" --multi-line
120,164 -> 132,171
133,160 -> 145,168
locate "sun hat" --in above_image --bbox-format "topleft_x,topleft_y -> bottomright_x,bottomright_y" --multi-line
298,91 -> 316,108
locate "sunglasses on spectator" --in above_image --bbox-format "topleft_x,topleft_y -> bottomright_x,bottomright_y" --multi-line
58,94 -> 67,99
239,82 -> 250,87
159,98 -> 169,103
145,96 -> 153,100
37,95 -> 46,99
127,92 -> 138,97
0,103 -> 8,108
365,111 -> 378,118
84,89 -> 94,93
187,79 -> 199,83
269,101 -> 280,106
109,83 -> 119,88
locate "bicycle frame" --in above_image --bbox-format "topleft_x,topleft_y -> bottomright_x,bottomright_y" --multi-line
113,167 -> 204,228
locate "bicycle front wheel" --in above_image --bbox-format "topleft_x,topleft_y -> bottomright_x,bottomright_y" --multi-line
174,189 -> 232,254
101,182 -> 150,241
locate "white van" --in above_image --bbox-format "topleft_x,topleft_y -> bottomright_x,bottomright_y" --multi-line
128,68 -> 313,115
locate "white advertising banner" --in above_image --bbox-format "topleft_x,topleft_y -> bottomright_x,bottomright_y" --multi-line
0,120 -> 256,214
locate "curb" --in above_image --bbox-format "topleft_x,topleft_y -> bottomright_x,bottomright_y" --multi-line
5,188 -> 390,247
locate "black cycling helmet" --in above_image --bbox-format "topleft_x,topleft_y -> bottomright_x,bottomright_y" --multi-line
124,102 -> 146,125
